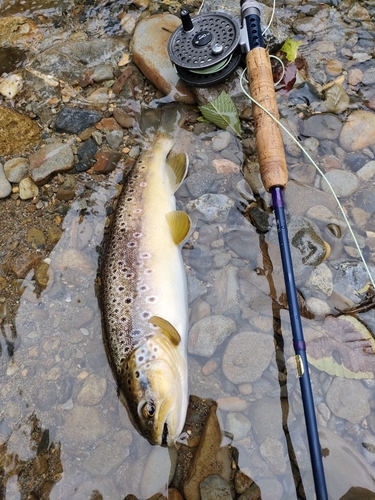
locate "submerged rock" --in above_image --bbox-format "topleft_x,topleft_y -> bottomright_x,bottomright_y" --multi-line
0,164 -> 11,199
339,110 -> 375,152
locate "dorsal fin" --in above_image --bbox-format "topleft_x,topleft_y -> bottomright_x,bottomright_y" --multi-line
148,316 -> 181,346
165,211 -> 191,245
166,153 -> 189,192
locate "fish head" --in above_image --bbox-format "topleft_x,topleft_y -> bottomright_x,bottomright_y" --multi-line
119,335 -> 187,447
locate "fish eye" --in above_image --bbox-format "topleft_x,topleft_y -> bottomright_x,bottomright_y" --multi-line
141,401 -> 156,419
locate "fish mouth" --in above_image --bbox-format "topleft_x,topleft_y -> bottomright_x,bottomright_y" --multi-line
161,421 -> 169,447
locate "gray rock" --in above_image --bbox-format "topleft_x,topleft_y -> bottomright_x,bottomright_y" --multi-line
187,273 -> 207,303
362,68 -> 375,85
0,164 -> 11,198
224,226 -> 259,264
300,113 -> 342,140
76,373 -> 107,406
256,478 -> 283,500
357,160 -> 375,181
211,131 -> 231,152
222,331 -> 275,384
27,38 -> 128,85
326,378 -> 370,424
321,169 -> 359,197
214,265 -> 239,316
54,107 -> 102,135
4,157 -> 29,183
92,63 -> 114,82
106,130 -> 123,150
188,315 -> 236,357
200,475 -> 232,500
259,437 -> 287,475
226,412 -> 251,441
306,205 -> 346,232
280,118 -> 301,157
306,263 -> 333,297
284,180 -> 340,217
186,193 -> 235,223
83,441 -> 129,475
185,170 -> 215,198
63,405 -> 109,447
249,397 -> 283,444
29,142 -> 74,185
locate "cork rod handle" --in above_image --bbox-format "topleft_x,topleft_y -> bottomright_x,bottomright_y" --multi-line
246,47 -> 288,191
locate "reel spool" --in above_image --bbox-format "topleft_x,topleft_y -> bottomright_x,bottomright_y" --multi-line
167,10 -> 241,87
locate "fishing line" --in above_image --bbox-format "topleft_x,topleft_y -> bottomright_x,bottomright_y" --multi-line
239,69 -> 375,289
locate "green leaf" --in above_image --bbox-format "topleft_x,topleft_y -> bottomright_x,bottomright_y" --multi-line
280,38 -> 302,62
198,91 -> 242,136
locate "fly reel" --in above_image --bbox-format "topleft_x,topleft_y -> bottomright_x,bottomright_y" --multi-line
167,10 -> 242,87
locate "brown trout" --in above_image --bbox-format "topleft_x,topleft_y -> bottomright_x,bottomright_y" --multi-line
101,106 -> 190,447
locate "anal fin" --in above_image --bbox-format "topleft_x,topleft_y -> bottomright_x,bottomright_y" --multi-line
166,211 -> 191,245
148,316 -> 181,346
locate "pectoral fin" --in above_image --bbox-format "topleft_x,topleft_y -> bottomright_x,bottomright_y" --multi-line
166,210 -> 191,245
166,152 -> 188,192
148,316 -> 181,346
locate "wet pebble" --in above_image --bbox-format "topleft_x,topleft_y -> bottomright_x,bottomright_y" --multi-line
321,169 -> 359,197
141,446 -> 176,499
112,108 -> 136,128
326,378 -> 370,424
188,315 -> 236,357
306,204 -> 346,232
76,138 -> 98,172
201,358 -> 219,376
54,107 -> 102,135
94,151 -> 122,173
217,396 -> 247,412
222,331 -> 275,384
106,130 -> 124,150
0,74 -> 23,99
211,131 -> 231,152
77,373 -> 107,406
226,412 -> 251,440
0,164 -> 11,198
185,171 -> 215,198
29,142 -> 74,185
357,160 -> 375,181
200,474 -> 232,500
4,157 -> 29,183
305,297 -> 331,318
212,158 -> 240,174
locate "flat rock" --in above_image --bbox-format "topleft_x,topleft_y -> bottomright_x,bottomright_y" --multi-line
326,378 -> 370,424
321,169 -> 359,197
200,475 -> 232,500
300,113 -> 342,140
186,193 -> 235,223
0,106 -> 41,155
29,142 -> 74,185
188,315 -> 236,357
131,14 -> 195,105
27,38 -> 128,86
222,331 -> 275,384
284,180 -> 340,217
339,110 -> 375,152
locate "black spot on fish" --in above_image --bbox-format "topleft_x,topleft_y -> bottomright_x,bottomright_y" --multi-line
125,298 -> 132,304
119,286 -> 124,291
135,371 -> 140,378
138,356 -> 144,362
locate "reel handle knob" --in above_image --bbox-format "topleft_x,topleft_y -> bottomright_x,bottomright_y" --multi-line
181,9 -> 194,32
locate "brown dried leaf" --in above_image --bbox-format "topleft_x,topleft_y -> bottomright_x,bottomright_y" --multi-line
307,315 -> 375,379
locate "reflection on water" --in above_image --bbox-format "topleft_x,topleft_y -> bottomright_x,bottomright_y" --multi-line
1,122 -> 374,499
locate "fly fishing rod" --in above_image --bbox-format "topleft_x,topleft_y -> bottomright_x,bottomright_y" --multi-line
241,1 -> 328,498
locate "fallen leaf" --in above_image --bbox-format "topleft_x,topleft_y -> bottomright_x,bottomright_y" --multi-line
280,38 -> 302,62
198,91 -> 242,136
307,315 -> 375,379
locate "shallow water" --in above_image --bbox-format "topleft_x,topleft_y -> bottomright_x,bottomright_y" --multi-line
1,0 -> 375,499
